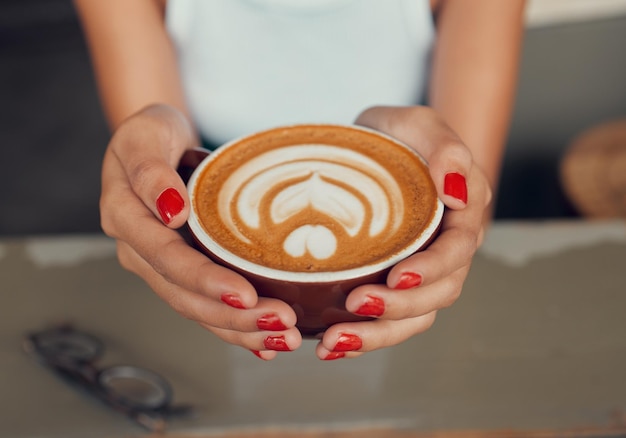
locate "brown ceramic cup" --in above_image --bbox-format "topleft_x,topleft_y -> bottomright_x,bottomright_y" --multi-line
184,124 -> 443,337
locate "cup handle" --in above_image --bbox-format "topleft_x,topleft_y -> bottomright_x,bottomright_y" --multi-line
177,147 -> 211,184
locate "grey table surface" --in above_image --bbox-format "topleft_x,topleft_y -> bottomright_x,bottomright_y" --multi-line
1,220 -> 626,438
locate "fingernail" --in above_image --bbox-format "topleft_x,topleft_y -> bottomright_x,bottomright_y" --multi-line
257,314 -> 287,331
333,333 -> 362,352
444,172 -> 468,204
156,187 -> 185,224
394,272 -> 422,290
354,295 -> 385,317
323,351 -> 346,361
264,335 -> 291,351
250,350 -> 264,359
221,293 -> 246,309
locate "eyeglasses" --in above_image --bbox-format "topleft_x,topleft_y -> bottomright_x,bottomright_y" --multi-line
23,324 -> 191,432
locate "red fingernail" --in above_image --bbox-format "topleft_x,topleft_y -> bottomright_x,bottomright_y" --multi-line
354,295 -> 385,317
394,272 -> 422,290
156,188 -> 185,224
444,172 -> 467,204
323,351 -> 346,361
264,335 -> 291,351
333,333 -> 362,352
257,314 -> 288,331
221,293 -> 246,309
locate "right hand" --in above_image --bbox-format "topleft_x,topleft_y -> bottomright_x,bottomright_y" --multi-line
100,104 -> 301,359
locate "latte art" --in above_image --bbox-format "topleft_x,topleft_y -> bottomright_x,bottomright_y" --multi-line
219,144 -> 403,262
191,125 -> 440,273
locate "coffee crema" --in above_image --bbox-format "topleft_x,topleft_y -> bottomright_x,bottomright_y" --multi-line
192,125 -> 438,273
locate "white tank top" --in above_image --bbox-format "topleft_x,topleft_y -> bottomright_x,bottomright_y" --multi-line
166,0 -> 434,145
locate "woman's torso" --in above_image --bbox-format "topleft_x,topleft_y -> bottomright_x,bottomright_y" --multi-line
166,0 -> 435,146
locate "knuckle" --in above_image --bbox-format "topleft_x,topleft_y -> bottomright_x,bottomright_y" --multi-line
464,225 -> 481,251
484,184 -> 494,207
126,158 -> 163,193
150,239 -> 194,286
470,167 -> 493,206
446,227 -> 480,264
148,251 -> 170,281
405,105 -> 437,122
462,229 -> 480,255
162,286 -> 212,326
422,311 -> 438,331
99,201 -> 118,239
401,297 -> 424,320
476,226 -> 487,248
440,272 -> 466,309
100,215 -> 115,238
377,329 -> 395,350
389,294 -> 426,322
115,243 -> 137,274
221,311 -> 243,332
115,105 -> 194,157
159,284 -> 202,324
392,106 -> 434,133
441,286 -> 463,309
428,139 -> 473,175
166,292 -> 195,321
191,260 -> 217,292
442,140 -> 473,166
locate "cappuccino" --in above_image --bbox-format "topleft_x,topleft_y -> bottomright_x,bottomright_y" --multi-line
191,124 -> 439,275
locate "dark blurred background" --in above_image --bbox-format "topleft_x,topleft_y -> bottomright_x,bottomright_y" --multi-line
1,0 -> 626,236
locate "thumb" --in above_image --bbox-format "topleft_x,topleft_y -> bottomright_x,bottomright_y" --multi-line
355,105 -> 471,210
108,104 -> 197,228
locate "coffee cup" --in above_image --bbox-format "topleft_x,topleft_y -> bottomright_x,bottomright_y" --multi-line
184,124 -> 444,337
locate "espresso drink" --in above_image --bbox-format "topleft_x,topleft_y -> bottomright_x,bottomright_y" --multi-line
192,124 -> 439,274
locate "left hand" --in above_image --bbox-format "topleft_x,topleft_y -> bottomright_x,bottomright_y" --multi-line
315,105 -> 492,360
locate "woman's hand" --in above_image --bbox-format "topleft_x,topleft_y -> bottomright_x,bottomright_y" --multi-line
315,105 -> 492,360
100,104 -> 301,359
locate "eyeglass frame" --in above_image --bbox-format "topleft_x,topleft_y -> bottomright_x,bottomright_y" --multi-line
23,324 -> 191,432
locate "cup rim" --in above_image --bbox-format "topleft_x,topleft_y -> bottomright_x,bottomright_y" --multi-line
187,123 -> 444,283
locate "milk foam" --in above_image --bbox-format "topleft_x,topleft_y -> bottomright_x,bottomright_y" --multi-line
283,225 -> 336,259
217,144 -> 404,260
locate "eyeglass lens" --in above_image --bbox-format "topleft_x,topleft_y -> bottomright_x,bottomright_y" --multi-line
98,365 -> 172,410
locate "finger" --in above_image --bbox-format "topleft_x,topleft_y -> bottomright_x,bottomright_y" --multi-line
344,191 -> 484,321
386,164 -> 490,289
103,144 -> 299,331
118,240 -> 251,330
114,214 -> 258,308
249,350 -> 279,361
201,323 -> 303,354
102,145 -> 256,304
316,312 -> 438,358
355,105 -> 473,209
345,266 -> 469,321
118,240 -> 297,331
108,105 -> 197,228
315,344 -> 364,361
